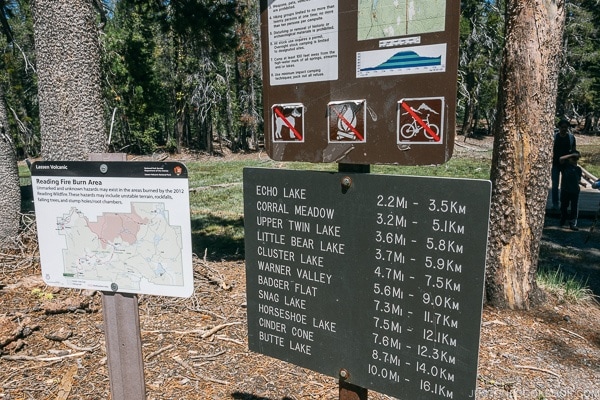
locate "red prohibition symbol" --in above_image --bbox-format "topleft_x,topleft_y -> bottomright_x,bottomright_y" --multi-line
400,101 -> 441,142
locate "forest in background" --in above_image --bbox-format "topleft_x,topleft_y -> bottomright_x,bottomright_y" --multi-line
1,0 -> 600,160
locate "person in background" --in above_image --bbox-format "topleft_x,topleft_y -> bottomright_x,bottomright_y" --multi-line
551,119 -> 576,210
559,150 -> 585,230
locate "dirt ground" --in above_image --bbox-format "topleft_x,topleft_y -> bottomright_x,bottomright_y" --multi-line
1,135 -> 599,400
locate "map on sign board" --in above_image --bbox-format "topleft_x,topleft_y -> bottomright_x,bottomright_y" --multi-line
58,203 -> 185,292
357,0 -> 446,40
31,161 -> 194,298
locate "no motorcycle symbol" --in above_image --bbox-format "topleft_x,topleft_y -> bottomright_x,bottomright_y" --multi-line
397,97 -> 444,144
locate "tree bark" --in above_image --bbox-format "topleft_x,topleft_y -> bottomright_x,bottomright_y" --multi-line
31,0 -> 106,161
0,85 -> 21,247
486,0 -> 566,309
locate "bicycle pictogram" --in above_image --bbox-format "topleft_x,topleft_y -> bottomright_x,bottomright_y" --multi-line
397,97 -> 445,144
400,113 -> 440,140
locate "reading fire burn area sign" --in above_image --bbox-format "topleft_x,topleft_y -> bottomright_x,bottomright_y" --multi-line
260,0 -> 460,165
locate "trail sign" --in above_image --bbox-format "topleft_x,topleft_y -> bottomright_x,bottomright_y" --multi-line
260,0 -> 460,165
244,168 -> 491,399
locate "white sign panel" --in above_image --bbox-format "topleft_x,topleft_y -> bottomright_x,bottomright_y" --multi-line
31,161 -> 194,297
268,0 -> 338,85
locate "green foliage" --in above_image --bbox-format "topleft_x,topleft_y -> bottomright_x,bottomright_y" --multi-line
169,0 -> 240,55
537,266 -> 594,304
457,0 -> 504,135
3,0 -> 600,158
102,0 -> 170,153
557,0 -> 600,119
0,0 -> 38,158
579,144 -> 600,177
100,0 -> 256,155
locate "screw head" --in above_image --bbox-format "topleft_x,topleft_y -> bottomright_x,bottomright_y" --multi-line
339,368 -> 349,379
341,176 -> 352,189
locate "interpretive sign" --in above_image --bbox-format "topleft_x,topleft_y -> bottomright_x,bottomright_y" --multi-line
31,161 -> 193,297
244,168 -> 491,399
260,0 -> 460,164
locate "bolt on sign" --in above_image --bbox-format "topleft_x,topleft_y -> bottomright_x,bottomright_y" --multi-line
260,0 -> 460,165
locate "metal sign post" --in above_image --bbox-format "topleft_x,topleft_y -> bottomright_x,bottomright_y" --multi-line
102,292 -> 146,399
339,379 -> 368,400
90,153 -> 146,400
338,163 -> 370,399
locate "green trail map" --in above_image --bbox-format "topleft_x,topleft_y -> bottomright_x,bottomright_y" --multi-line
357,0 -> 446,40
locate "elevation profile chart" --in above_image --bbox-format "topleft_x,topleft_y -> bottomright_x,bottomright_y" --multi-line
357,44 -> 446,78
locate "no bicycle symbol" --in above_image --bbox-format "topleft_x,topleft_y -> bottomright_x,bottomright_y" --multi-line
397,97 -> 444,144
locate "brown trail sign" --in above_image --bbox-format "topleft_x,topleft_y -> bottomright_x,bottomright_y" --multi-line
260,0 -> 460,165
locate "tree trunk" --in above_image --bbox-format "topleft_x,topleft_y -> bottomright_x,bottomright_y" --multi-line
0,86 -> 21,247
486,0 -> 566,309
31,0 -> 106,161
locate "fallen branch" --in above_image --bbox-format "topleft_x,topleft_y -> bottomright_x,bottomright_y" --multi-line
63,340 -> 99,352
145,344 -> 175,361
215,335 -> 244,346
179,373 -> 230,385
195,250 -> 232,290
189,349 -> 226,359
1,351 -> 87,362
55,365 -> 78,400
581,166 -> 598,184
172,354 -> 194,371
201,322 -> 242,339
560,327 -> 587,342
172,355 -> 231,385
513,365 -> 561,378
142,328 -> 207,335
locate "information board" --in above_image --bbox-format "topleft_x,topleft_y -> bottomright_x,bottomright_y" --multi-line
260,0 -> 460,165
31,161 -> 194,297
244,168 -> 491,399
